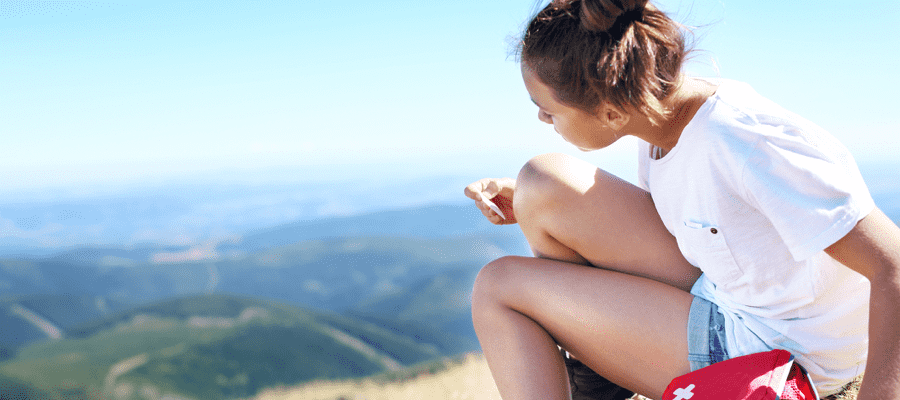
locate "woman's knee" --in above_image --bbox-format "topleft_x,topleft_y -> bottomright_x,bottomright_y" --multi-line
515,153 -> 581,220
472,256 -> 526,321
516,153 -> 614,219
516,153 -> 575,194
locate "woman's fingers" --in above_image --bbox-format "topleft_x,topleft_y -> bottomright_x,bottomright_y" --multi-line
482,196 -> 507,220
465,178 -> 516,224
464,178 -> 492,201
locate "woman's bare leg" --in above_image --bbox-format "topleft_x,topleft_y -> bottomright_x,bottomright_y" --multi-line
472,153 -> 702,399
514,152 -> 699,291
473,257 -> 695,398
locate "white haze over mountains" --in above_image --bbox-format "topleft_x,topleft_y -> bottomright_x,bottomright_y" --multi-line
1,160 -> 898,258
0,173 -> 482,256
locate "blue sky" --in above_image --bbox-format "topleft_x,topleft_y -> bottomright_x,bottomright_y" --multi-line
2,0 -> 898,193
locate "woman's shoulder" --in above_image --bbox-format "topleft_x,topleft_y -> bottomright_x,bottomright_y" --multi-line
674,78 -> 859,191
677,79 -> 770,155
698,78 -> 817,132
687,78 -> 838,156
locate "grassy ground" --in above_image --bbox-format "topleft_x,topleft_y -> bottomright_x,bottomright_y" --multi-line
254,353 -> 657,400
255,353 -> 502,400
253,351 -> 863,400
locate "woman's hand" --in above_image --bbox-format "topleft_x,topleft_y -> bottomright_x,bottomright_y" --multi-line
464,178 -> 517,225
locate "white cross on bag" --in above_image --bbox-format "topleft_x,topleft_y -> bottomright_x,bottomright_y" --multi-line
672,383 -> 695,400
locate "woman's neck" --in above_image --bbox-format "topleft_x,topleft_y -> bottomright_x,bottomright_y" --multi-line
625,77 -> 717,154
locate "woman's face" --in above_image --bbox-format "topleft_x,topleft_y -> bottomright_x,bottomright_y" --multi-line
521,64 -> 625,151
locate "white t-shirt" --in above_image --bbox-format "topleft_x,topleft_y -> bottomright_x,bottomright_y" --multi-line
637,79 -> 874,395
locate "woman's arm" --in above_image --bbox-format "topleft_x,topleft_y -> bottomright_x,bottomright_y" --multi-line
825,207 -> 900,399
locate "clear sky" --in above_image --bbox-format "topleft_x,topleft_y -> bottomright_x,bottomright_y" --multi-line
2,0 -> 898,194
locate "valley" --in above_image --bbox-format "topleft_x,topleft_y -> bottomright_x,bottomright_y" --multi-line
0,203 -> 529,399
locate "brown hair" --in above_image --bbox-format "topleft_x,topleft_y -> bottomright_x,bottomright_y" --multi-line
520,0 -> 688,125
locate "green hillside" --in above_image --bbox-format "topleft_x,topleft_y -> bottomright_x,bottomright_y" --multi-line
0,294 -> 447,400
0,233 -> 510,357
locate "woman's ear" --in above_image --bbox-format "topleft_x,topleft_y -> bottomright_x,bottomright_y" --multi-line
600,103 -> 630,131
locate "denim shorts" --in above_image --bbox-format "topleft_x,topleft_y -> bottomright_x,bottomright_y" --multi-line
687,295 -> 729,371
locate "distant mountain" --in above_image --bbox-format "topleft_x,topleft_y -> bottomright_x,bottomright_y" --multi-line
0,233 -> 520,311
0,175 -> 481,257
0,294 -> 449,400
0,203 -> 522,268
0,204 -> 528,366
233,204 -> 507,251
2,167 -> 896,258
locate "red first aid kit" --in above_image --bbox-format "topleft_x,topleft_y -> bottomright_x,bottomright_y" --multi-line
662,349 -> 819,400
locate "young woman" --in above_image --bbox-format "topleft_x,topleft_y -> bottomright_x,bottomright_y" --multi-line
464,1 -> 900,399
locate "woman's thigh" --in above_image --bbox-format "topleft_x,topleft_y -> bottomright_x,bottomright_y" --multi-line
473,255 -> 695,398
514,153 -> 700,291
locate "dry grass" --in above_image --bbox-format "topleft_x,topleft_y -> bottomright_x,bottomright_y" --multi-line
821,375 -> 862,400
255,353 -> 502,400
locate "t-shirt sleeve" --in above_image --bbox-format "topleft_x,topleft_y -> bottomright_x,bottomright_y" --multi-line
740,124 -> 875,262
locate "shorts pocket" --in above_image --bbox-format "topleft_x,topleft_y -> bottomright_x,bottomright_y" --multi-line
678,220 -> 743,286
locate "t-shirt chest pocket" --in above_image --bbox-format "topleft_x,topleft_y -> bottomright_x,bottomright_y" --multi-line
678,220 -> 744,286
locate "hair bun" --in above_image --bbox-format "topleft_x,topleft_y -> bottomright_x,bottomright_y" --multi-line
579,0 -> 648,32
